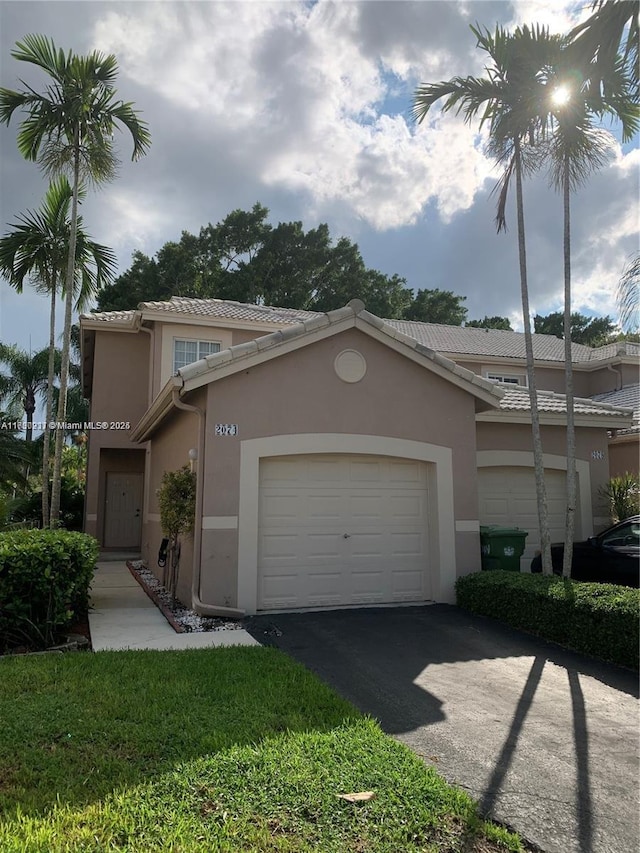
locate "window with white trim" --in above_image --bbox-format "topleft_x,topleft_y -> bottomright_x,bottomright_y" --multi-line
173,339 -> 221,373
485,372 -> 528,386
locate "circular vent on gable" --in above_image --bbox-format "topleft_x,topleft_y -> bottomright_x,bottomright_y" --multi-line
334,349 -> 367,383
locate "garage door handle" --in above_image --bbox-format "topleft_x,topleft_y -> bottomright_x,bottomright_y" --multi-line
343,533 -> 351,538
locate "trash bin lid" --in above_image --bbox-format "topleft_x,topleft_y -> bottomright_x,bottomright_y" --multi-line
480,527 -> 528,538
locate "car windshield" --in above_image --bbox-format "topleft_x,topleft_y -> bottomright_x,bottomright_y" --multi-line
601,522 -> 640,548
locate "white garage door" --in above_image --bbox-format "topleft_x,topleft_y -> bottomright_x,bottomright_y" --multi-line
478,467 -> 573,563
258,454 -> 431,610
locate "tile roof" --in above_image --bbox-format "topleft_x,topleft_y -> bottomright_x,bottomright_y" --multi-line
178,300 -> 503,405
82,309 -> 137,323
384,320 -> 594,362
592,384 -> 640,435
591,384 -> 640,410
497,386 -> 633,419
83,296 -> 640,365
139,297 -> 317,324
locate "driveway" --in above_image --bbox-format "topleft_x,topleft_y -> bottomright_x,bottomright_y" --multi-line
246,605 -> 639,853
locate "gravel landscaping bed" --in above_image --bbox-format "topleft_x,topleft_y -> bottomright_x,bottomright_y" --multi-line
127,560 -> 245,633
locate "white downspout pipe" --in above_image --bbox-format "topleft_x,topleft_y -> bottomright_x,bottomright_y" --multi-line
171,389 -> 245,618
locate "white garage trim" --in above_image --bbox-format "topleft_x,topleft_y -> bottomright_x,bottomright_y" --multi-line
238,434 -> 456,613
476,450 -> 593,539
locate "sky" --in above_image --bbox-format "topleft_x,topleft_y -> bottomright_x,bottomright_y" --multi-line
0,0 -> 638,358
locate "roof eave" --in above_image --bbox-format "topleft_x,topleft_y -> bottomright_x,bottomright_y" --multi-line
130,375 -> 183,442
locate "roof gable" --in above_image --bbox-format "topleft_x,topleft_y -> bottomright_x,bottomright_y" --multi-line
131,300 -> 504,441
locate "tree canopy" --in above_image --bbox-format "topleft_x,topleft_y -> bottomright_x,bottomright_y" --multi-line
95,204 -> 470,323
533,311 -> 616,345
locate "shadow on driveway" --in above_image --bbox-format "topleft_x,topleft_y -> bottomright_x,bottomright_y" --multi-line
246,604 -> 639,853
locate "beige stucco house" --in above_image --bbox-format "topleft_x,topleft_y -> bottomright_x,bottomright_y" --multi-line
80,297 -> 638,615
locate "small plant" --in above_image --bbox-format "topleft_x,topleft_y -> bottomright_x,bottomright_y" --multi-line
158,466 -> 196,599
599,472 -> 640,523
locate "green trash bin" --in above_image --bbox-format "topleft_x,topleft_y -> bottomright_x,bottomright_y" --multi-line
480,526 -> 528,571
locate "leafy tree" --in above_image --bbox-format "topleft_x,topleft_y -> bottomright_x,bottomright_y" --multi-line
413,24 -> 560,573
0,33 -> 150,526
96,205 -> 415,319
403,289 -> 467,324
95,251 -> 160,312
534,311 -> 616,345
466,316 -> 513,330
0,177 -> 116,525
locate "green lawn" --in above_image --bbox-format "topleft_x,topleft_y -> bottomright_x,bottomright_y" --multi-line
0,647 -> 527,852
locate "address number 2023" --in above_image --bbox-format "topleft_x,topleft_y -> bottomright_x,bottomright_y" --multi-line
215,423 -> 238,436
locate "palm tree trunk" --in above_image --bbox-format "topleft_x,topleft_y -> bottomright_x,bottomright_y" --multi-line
50,133 -> 80,526
42,279 -> 56,528
562,153 -> 577,576
514,138 -> 552,574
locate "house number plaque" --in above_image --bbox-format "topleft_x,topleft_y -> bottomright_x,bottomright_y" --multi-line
215,424 -> 238,436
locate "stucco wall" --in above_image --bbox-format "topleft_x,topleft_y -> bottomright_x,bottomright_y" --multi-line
196,327 -> 482,608
143,397 -> 202,604
84,330 -> 150,541
476,420 -> 613,532
608,437 -> 639,478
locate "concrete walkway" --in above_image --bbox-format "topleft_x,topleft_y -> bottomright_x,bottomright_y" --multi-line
89,560 -> 258,651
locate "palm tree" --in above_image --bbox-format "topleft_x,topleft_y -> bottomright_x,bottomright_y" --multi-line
413,24 -> 560,573
542,53 -> 638,576
0,345 -> 50,444
0,176 -> 116,526
567,1 -> 639,101
0,417 -> 33,494
0,33 -> 151,526
617,253 -> 640,333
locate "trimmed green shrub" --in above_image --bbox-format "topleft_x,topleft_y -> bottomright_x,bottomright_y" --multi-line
0,529 -> 98,652
456,570 -> 639,670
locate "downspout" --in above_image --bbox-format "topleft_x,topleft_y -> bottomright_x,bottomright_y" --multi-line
606,363 -> 622,392
139,326 -> 154,528
171,388 -> 245,618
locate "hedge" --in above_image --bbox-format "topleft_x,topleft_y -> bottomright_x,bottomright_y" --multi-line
456,570 -> 639,670
0,529 -> 99,652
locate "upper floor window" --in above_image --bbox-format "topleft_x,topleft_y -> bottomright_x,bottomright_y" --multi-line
485,372 -> 527,386
173,339 -> 221,373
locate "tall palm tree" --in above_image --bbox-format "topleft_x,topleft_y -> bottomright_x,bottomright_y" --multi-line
413,24 -> 560,573
543,54 -> 638,576
0,176 -> 117,526
0,33 -> 151,526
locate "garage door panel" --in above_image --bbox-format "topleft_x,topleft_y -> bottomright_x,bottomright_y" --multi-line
389,494 -> 425,520
258,454 -> 431,610
478,467 -> 576,564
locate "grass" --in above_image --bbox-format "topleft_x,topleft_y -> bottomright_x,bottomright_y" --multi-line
0,646 -> 527,852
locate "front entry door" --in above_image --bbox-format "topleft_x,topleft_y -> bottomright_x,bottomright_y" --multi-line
104,472 -> 143,548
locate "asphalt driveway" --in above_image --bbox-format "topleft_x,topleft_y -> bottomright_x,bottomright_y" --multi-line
246,605 -> 639,853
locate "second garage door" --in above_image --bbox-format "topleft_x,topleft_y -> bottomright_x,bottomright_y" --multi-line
478,466 -> 574,564
258,454 -> 431,610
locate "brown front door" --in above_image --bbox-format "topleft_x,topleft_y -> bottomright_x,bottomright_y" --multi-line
104,472 -> 143,548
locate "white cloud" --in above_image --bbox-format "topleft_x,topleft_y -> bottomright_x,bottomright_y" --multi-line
92,0 -> 498,232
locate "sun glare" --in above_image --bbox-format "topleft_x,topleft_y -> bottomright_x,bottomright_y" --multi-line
551,85 -> 571,107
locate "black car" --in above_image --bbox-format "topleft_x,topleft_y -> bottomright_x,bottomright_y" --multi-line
531,516 -> 640,587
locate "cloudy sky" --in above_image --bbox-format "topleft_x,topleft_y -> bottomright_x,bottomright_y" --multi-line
0,0 -> 638,356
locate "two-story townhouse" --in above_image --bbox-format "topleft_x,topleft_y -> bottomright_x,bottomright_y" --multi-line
80,297 -> 637,615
